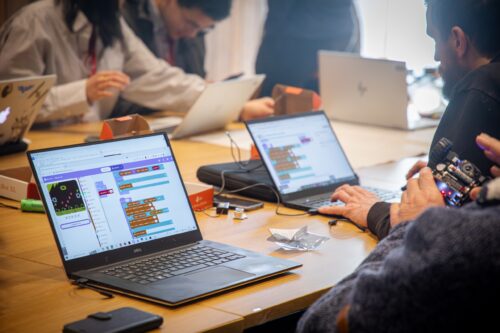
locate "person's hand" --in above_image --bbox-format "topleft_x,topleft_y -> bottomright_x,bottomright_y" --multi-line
240,97 -> 275,121
391,167 -> 445,226
318,185 -> 380,228
476,133 -> 500,177
86,71 -> 130,103
406,160 -> 428,179
470,133 -> 500,200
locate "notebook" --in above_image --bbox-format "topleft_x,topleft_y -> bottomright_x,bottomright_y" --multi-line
28,133 -> 300,306
150,75 -> 265,139
245,112 -> 400,212
318,51 -> 443,130
0,75 -> 56,153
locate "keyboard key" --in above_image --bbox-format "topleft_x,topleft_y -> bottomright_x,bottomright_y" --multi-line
170,264 -> 208,276
102,245 -> 246,284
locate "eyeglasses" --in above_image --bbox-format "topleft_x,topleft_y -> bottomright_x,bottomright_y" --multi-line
180,9 -> 214,35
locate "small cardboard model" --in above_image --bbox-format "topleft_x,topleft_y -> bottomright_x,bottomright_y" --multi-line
0,166 -> 40,201
100,114 -> 153,140
272,84 -> 322,115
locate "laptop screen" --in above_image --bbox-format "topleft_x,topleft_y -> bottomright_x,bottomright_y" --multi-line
247,112 -> 356,195
29,134 -> 198,261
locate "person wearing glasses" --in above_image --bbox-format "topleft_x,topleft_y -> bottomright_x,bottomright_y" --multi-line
0,0 -> 272,125
121,0 -> 275,121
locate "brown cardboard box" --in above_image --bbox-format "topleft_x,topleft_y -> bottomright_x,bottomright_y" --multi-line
100,114 -> 152,140
272,84 -> 322,115
0,166 -> 40,201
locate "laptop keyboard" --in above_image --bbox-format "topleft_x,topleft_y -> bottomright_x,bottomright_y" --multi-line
308,186 -> 400,208
101,245 -> 245,285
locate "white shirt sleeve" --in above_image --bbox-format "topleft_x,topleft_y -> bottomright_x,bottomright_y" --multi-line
118,19 -> 206,112
0,13 -> 92,123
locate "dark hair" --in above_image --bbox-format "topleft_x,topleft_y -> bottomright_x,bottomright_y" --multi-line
178,0 -> 232,21
55,0 -> 123,48
425,0 -> 500,58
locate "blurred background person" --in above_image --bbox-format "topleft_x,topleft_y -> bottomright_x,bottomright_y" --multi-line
255,0 -> 360,97
122,0 -> 274,120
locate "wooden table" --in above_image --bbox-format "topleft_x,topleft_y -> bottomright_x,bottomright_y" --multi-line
0,121 -> 424,332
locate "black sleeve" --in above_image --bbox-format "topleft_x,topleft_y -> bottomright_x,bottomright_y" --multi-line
367,202 -> 391,240
431,89 -> 500,177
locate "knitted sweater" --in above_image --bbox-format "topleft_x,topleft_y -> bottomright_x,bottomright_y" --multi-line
297,178 -> 500,332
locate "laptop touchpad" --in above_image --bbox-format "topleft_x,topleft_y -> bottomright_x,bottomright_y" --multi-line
185,266 -> 254,286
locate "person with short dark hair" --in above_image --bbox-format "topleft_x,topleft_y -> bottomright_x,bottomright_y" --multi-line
319,0 -> 500,240
121,0 -> 275,121
122,0 -> 232,79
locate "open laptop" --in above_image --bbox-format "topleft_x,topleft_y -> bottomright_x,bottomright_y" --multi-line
0,75 -> 56,150
28,133 -> 300,306
245,112 -> 400,212
318,51 -> 443,130
150,75 -> 265,139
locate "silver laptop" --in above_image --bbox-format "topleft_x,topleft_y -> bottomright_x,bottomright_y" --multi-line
318,51 -> 443,130
28,133 -> 300,306
246,112 -> 400,213
0,75 -> 56,145
150,75 -> 265,139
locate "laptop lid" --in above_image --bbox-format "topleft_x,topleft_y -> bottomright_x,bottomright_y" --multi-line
318,51 -> 409,128
246,112 -> 358,202
28,133 -> 202,276
170,75 -> 265,139
0,75 -> 56,145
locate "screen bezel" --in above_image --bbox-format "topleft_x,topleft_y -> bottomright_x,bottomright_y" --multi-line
245,111 -> 359,202
27,132 -> 203,276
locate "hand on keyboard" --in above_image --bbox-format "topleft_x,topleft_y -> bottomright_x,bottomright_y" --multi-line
318,185 -> 382,229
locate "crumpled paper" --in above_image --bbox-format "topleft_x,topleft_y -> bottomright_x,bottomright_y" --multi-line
267,226 -> 329,251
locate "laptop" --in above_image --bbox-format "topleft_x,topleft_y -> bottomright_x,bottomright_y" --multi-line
28,133 -> 300,306
318,51 -> 443,130
150,75 -> 265,139
245,112 -> 400,212
0,75 -> 56,149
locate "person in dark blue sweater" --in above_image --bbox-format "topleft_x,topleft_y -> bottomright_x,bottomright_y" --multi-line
319,0 -> 500,241
297,131 -> 500,332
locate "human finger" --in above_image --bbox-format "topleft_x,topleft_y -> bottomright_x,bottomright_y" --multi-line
98,73 -> 130,86
406,178 -> 420,199
406,160 -> 427,180
331,190 -> 352,203
400,190 -> 408,204
318,204 -> 348,216
96,70 -> 130,81
95,91 -> 114,99
97,80 -> 128,91
418,167 -> 437,190
491,165 -> 500,178
470,187 -> 482,201
477,133 -> 500,155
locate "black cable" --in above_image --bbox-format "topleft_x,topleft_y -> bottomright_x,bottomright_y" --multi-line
73,278 -> 113,298
225,131 -> 251,169
216,131 -> 310,217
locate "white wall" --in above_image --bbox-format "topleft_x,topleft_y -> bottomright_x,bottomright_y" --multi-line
204,0 -> 437,80
357,0 -> 437,73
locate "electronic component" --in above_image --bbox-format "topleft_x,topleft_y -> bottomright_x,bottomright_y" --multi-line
215,202 -> 230,215
428,137 -> 489,207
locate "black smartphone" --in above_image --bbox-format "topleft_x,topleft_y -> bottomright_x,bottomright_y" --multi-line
63,307 -> 163,333
213,195 -> 263,211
